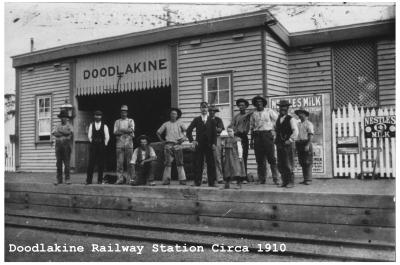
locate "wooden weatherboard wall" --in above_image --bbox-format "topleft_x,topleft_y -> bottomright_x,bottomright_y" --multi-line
18,63 -> 71,172
177,28 -> 264,175
265,30 -> 289,97
288,45 -> 333,95
376,38 -> 395,107
288,37 -> 395,108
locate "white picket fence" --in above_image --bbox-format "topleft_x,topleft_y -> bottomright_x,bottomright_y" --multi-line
5,142 -> 15,172
332,103 -> 395,178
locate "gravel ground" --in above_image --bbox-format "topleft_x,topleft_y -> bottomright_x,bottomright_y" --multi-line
5,227 -> 328,262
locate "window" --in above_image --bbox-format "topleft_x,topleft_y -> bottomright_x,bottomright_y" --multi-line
333,40 -> 378,108
204,74 -> 231,105
37,95 -> 52,141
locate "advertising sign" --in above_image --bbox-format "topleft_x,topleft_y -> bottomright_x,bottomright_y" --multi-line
269,93 -> 332,178
364,115 -> 395,138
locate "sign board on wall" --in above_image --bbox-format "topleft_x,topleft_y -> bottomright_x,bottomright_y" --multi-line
364,115 -> 396,138
75,43 -> 171,96
269,93 -> 332,178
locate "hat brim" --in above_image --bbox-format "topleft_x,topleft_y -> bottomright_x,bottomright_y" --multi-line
236,99 -> 249,107
295,109 -> 310,116
252,96 -> 267,107
137,135 -> 150,143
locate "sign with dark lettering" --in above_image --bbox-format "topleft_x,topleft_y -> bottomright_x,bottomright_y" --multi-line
269,94 -> 332,178
364,116 -> 396,138
336,136 -> 359,154
76,44 -> 171,95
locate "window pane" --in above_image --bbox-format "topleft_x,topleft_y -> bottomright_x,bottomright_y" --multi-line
208,91 -> 218,104
45,98 -> 50,107
219,76 -> 229,91
39,98 -> 44,108
38,118 -> 51,136
207,78 -> 218,91
219,90 -> 229,104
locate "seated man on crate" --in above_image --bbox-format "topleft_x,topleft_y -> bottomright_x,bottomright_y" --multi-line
128,135 -> 157,186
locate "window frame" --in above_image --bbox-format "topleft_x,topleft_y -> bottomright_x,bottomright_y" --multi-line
35,94 -> 53,143
202,71 -> 233,107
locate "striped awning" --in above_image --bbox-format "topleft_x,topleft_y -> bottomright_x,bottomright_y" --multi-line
75,43 -> 171,96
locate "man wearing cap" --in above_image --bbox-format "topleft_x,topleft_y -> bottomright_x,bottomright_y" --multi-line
187,102 -> 217,187
129,135 -> 157,186
52,110 -> 73,185
114,105 -> 135,184
275,100 -> 299,188
295,107 -> 314,185
230,98 -> 253,183
86,110 -> 110,185
249,96 -> 279,185
208,104 -> 225,184
157,108 -> 187,185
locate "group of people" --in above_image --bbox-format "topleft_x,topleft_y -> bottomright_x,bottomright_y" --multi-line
52,95 -> 314,189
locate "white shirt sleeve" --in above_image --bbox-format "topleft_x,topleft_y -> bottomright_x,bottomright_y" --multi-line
149,147 -> 157,158
289,118 -> 299,141
308,121 -> 315,135
130,149 -> 138,164
104,124 -> 110,145
88,124 -> 93,143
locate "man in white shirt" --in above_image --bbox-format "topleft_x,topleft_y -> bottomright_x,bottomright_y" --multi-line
275,100 -> 299,188
156,108 -> 187,185
86,110 -> 110,185
114,105 -> 135,184
249,96 -> 279,185
129,135 -> 157,186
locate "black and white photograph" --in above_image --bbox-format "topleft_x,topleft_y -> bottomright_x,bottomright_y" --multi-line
3,1 -> 396,262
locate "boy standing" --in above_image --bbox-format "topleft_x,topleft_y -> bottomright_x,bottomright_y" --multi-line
295,107 -> 314,185
52,110 -> 73,185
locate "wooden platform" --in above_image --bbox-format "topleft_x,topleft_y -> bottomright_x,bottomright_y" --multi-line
5,180 -> 395,261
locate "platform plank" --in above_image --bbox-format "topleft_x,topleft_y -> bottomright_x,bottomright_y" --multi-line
5,182 -> 395,208
6,191 -> 395,227
5,202 -> 395,245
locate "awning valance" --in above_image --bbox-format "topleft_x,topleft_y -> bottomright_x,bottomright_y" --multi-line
75,43 -> 171,96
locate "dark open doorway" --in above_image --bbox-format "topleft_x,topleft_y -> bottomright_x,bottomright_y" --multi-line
76,86 -> 171,171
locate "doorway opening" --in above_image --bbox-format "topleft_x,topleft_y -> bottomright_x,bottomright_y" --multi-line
76,86 -> 171,172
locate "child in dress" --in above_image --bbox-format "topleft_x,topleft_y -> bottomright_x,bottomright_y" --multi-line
222,126 -> 246,189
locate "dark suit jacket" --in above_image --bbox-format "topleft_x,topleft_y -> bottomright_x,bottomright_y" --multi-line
187,116 -> 224,146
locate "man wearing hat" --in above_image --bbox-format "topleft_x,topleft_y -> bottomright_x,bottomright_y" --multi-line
129,135 -> 157,186
52,109 -> 73,185
249,95 -> 279,185
114,105 -> 135,184
230,98 -> 253,183
156,108 -> 187,185
187,102 -> 217,187
86,110 -> 110,185
295,107 -> 314,185
275,99 -> 299,188
208,104 -> 225,184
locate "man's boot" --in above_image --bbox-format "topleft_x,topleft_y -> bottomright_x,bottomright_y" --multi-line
177,166 -> 186,185
162,167 -> 171,185
286,173 -> 295,188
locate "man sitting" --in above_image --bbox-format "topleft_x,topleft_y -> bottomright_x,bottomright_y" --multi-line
129,135 -> 157,186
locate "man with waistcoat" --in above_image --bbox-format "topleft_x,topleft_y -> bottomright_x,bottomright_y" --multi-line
86,110 -> 110,185
114,105 -> 135,184
275,100 -> 299,188
129,135 -> 157,186
187,102 -> 217,187
250,96 -> 279,185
